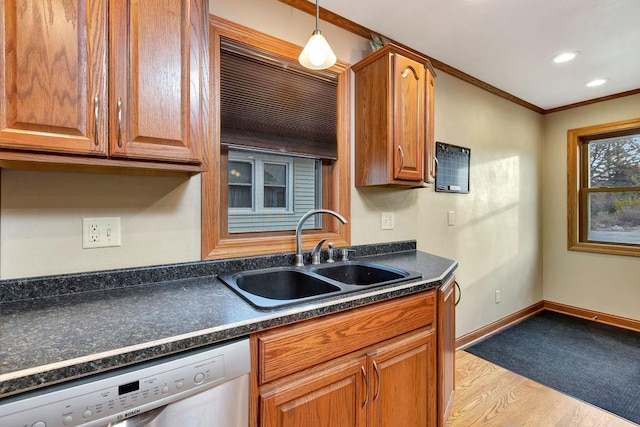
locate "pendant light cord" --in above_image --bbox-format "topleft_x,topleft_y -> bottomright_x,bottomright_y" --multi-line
315,0 -> 319,31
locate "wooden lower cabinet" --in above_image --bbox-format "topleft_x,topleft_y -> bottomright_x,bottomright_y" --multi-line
252,291 -> 439,427
260,354 -> 367,427
367,330 -> 436,427
437,276 -> 456,426
259,329 -> 435,427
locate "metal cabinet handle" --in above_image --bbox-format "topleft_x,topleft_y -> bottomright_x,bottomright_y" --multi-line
361,366 -> 369,407
373,360 -> 381,401
93,96 -> 99,146
117,98 -> 123,148
455,281 -> 461,306
397,145 -> 405,173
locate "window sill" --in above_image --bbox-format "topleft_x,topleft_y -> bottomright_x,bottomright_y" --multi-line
204,231 -> 350,260
568,241 -> 640,257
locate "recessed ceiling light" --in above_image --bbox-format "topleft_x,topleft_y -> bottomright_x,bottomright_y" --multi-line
586,78 -> 608,87
551,51 -> 579,64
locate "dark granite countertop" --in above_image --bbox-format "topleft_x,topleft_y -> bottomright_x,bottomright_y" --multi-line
0,241 -> 456,398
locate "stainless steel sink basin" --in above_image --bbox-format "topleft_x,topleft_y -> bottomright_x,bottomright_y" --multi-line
218,261 -> 422,310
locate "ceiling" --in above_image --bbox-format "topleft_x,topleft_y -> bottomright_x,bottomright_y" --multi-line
317,0 -> 640,111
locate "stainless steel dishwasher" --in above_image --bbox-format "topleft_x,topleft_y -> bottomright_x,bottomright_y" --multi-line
0,338 -> 250,427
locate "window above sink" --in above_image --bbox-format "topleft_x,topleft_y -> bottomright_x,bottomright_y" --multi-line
202,16 -> 351,261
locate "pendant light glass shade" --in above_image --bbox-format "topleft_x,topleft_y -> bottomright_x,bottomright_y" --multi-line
299,1 -> 336,70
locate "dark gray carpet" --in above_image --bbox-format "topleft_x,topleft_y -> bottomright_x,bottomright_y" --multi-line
466,310 -> 640,424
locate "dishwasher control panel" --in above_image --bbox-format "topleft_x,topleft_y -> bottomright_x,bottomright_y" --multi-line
0,338 -> 250,427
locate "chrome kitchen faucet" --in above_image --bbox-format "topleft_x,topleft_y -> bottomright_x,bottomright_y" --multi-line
294,209 -> 347,267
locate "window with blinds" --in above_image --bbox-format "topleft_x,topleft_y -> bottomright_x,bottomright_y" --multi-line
220,42 -> 338,160
219,42 -> 335,233
203,17 -> 350,260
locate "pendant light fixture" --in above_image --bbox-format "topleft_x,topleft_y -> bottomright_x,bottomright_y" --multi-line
298,0 -> 336,70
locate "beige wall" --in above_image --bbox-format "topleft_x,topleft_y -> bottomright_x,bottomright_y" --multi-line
543,94 -> 640,320
0,171 -> 201,278
0,0 -> 546,339
207,0 -> 545,337
419,73 -> 543,336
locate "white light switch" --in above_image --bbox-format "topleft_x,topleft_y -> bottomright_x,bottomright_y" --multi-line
447,211 -> 455,226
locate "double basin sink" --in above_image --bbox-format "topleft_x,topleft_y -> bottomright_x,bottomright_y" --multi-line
219,261 -> 422,309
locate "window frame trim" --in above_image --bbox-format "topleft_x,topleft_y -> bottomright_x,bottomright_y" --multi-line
202,16 -> 351,260
567,117 -> 640,257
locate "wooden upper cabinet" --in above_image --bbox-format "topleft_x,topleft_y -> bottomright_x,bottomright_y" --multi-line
0,0 -> 206,170
109,0 -> 204,163
0,0 -> 108,155
353,44 -> 434,187
425,67 -> 437,184
392,54 -> 425,182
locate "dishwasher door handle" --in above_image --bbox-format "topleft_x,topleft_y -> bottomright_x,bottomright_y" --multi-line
106,406 -> 166,427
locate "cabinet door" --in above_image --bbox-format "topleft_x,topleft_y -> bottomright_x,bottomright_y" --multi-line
109,0 -> 205,163
424,68 -> 436,184
438,276 -> 456,426
0,0 -> 108,155
260,355 -> 367,427
392,54 -> 425,182
368,329 -> 437,427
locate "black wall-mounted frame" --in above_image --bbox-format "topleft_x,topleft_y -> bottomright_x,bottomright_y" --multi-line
435,142 -> 470,193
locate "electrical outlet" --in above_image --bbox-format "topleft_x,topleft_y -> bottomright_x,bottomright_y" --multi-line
381,212 -> 395,230
83,218 -> 121,249
88,223 -> 100,242
495,290 -> 501,304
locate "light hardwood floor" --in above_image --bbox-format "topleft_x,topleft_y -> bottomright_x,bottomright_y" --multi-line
446,351 -> 638,427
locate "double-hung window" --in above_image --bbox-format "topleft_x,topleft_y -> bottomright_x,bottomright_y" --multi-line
228,151 -> 316,233
568,118 -> 640,257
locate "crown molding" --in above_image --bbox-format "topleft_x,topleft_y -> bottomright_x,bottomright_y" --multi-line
278,0 -> 639,115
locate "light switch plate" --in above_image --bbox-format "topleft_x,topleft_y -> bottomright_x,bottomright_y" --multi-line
448,211 -> 455,226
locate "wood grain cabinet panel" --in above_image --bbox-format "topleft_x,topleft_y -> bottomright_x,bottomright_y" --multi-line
424,68 -> 436,184
353,44 -> 434,187
253,291 -> 439,427
0,0 -> 206,169
368,329 -> 437,427
437,275 -> 456,426
260,354 -> 367,427
0,0 -> 108,155
257,291 -> 435,384
392,54 -> 425,182
109,0 -> 204,163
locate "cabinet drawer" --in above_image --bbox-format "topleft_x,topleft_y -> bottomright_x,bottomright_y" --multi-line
256,291 -> 435,384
